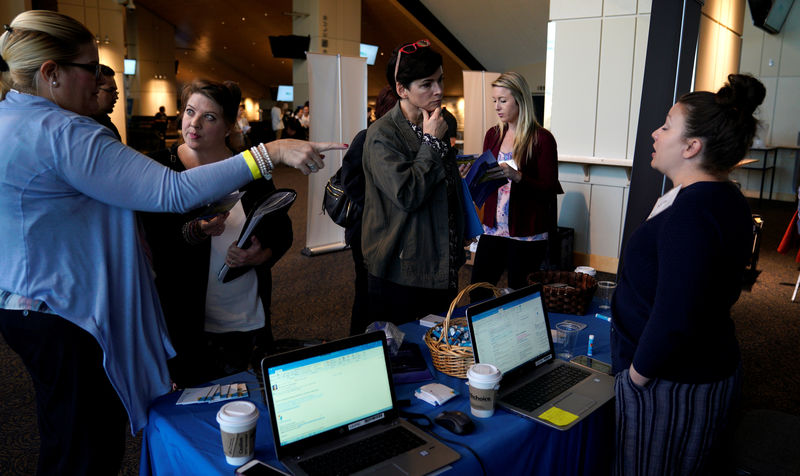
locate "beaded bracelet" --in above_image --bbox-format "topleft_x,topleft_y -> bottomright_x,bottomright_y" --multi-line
248,143 -> 273,180
257,143 -> 275,171
181,220 -> 208,245
250,146 -> 267,176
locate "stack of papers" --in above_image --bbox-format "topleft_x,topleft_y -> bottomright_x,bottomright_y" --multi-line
176,382 -> 250,405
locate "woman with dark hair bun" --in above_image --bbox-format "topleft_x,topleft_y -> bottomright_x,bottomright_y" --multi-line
611,74 -> 766,474
361,40 -> 466,325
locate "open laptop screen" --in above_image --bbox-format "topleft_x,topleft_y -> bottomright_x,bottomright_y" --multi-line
469,288 -> 552,374
267,340 -> 393,446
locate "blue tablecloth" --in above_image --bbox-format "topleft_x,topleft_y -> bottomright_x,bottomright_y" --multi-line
141,304 -> 614,475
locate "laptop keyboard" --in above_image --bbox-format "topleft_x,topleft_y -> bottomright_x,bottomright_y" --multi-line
503,365 -> 591,412
297,425 -> 426,476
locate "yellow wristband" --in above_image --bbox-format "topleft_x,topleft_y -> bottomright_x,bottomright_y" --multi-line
242,150 -> 262,179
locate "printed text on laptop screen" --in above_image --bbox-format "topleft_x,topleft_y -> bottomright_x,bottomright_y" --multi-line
268,341 -> 393,445
471,291 -> 550,374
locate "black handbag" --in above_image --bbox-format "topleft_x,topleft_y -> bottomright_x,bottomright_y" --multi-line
322,167 -> 360,228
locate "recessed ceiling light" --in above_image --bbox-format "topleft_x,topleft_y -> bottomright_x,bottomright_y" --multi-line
241,17 -> 246,21
221,21 -> 225,25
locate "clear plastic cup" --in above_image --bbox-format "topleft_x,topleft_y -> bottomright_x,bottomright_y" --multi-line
555,322 -> 582,360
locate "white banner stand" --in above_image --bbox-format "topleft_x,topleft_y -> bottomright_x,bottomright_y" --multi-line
462,70 -> 500,155
302,53 -> 367,256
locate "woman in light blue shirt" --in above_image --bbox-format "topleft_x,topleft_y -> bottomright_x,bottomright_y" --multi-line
0,10 -> 342,475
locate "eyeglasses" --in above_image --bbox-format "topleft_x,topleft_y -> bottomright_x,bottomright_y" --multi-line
99,87 -> 118,95
59,62 -> 101,81
393,39 -> 431,86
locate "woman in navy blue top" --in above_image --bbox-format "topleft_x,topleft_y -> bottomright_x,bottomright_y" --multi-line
611,74 -> 766,475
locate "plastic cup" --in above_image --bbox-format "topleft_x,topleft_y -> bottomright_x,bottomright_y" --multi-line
467,363 -> 502,418
597,280 -> 617,310
555,322 -> 581,360
216,400 -> 259,466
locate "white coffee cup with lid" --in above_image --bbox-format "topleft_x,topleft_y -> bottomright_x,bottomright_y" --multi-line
216,400 -> 259,465
466,363 -> 502,418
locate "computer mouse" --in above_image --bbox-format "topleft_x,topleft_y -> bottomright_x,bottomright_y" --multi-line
434,410 -> 475,435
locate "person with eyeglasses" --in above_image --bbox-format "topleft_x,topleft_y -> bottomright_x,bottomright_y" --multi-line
361,40 -> 467,325
91,64 -> 121,140
0,11 -> 344,475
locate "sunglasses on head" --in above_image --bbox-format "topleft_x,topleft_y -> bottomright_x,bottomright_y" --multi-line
58,62 -> 101,81
394,39 -> 431,86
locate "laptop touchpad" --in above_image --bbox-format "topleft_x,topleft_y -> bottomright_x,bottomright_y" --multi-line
553,393 -> 596,415
362,463 -> 410,475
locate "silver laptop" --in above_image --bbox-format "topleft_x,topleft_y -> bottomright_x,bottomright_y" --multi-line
466,284 -> 614,431
260,332 -> 460,475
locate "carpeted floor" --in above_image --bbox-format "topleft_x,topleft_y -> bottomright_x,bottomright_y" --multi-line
0,165 -> 798,475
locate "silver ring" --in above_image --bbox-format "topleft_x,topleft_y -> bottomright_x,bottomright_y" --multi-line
309,164 -> 318,171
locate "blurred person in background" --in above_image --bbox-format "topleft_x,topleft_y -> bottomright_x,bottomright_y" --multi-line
91,64 -> 119,139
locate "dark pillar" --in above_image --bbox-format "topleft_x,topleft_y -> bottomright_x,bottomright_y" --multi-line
618,0 -> 704,274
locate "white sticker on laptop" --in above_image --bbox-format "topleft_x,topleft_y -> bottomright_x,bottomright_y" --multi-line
348,412 -> 385,431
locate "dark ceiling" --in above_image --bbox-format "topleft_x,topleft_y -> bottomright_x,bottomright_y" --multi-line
133,0 -> 467,100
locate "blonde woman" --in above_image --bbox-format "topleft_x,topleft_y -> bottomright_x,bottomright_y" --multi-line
470,72 -> 563,299
0,11 -> 341,474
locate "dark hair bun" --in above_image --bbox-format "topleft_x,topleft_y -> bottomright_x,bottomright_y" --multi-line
716,74 -> 766,116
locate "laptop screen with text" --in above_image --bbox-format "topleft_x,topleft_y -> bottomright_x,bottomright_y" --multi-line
470,289 -> 551,374
267,340 -> 393,446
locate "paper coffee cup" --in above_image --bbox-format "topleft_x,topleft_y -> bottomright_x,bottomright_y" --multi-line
467,363 -> 502,418
216,400 -> 259,465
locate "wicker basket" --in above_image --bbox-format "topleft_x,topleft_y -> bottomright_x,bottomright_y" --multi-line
423,282 -> 503,378
527,270 -> 598,315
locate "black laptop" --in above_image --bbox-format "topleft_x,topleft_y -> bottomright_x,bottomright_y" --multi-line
260,331 -> 460,475
466,284 -> 615,431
